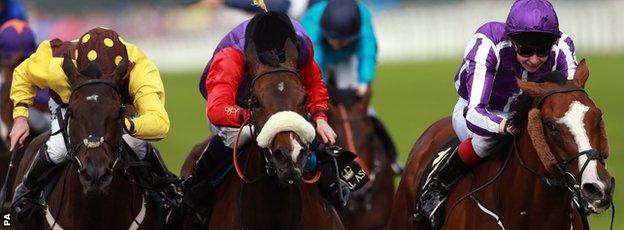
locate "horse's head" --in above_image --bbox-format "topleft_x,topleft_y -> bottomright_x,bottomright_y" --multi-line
246,35 -> 315,185
62,55 -> 128,195
515,60 -> 614,213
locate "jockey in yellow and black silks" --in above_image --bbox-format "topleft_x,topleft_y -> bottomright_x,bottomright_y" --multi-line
8,27 -> 174,219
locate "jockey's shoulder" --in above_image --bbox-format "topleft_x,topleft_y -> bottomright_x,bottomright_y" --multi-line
473,21 -> 507,45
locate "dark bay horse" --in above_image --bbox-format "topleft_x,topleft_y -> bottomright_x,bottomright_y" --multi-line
12,57 -> 159,229
390,61 -> 614,229
180,38 -> 343,229
326,87 -> 394,229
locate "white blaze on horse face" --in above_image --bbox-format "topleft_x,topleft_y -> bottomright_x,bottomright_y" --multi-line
556,101 -> 605,193
86,94 -> 99,102
278,82 -> 285,92
290,132 -> 303,163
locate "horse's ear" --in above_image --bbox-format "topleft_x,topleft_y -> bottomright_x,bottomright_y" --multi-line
61,54 -> 87,85
573,59 -> 589,88
283,37 -> 298,68
245,41 -> 262,75
517,78 -> 546,98
103,58 -> 130,85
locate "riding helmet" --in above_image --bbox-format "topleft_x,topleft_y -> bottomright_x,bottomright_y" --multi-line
0,19 -> 36,59
320,0 -> 361,42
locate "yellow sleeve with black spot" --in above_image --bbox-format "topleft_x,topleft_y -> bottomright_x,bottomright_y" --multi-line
10,40 -> 53,118
123,42 -> 170,140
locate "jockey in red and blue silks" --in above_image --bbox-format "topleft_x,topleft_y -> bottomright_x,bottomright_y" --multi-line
301,0 -> 402,174
418,0 -> 578,228
185,12 -> 368,224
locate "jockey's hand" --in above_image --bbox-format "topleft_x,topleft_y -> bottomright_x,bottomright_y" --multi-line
9,116 -> 29,151
316,119 -> 337,144
500,119 -> 518,135
356,84 -> 369,97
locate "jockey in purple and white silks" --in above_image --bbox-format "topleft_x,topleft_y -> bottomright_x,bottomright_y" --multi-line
418,0 -> 578,227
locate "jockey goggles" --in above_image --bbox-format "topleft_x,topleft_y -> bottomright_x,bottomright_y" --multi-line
513,42 -> 552,58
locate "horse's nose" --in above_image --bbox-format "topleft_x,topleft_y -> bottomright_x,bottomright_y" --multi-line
581,182 -> 605,200
86,164 -> 107,181
274,148 -> 291,162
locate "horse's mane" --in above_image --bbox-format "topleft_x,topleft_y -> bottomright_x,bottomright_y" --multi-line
507,71 -> 567,131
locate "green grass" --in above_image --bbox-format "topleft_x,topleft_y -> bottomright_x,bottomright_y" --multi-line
157,54 -> 623,228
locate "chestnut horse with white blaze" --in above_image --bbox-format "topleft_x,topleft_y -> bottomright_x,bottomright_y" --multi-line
390,60 -> 614,229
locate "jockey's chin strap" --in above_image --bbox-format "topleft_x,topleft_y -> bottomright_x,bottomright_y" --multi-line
518,86 -> 614,230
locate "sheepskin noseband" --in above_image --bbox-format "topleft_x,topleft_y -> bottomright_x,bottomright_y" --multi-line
256,111 -> 316,148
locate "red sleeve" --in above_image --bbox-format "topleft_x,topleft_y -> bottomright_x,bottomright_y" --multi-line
205,47 -> 251,127
300,38 -> 329,121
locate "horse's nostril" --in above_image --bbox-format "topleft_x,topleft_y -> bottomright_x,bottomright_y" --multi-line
582,183 -> 604,200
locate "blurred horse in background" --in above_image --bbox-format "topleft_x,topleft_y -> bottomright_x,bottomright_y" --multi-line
326,84 -> 394,230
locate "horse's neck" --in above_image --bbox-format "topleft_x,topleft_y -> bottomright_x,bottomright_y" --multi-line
238,149 -> 305,228
47,167 -> 146,229
503,132 -> 573,223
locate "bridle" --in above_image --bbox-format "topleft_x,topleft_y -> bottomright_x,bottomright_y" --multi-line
55,79 -> 128,174
517,86 -> 612,230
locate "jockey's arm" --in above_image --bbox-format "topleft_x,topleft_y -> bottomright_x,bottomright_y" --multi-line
356,2 -> 378,86
10,40 -> 53,119
555,33 -> 578,79
125,43 -> 170,140
463,36 -> 506,136
205,47 -> 249,127
299,38 -> 329,122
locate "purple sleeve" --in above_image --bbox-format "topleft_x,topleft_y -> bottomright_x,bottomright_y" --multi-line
463,34 -> 504,136
556,34 -> 578,79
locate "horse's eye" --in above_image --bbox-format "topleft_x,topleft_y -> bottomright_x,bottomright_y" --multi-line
545,122 -> 558,132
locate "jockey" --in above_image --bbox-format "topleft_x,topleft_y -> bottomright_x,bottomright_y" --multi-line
8,27 -> 176,219
0,19 -> 50,136
186,12 -> 366,224
301,0 -> 402,174
418,0 -> 578,227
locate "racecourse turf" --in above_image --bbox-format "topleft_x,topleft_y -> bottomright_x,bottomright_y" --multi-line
157,53 -> 623,228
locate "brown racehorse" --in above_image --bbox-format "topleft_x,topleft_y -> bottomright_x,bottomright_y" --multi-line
390,61 -> 614,229
12,57 -> 159,229
326,86 -> 394,229
180,38 -> 343,229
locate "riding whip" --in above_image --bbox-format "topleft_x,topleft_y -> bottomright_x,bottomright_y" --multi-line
0,147 -> 19,212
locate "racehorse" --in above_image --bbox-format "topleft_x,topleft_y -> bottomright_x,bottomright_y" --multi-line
180,38 -> 344,229
12,56 -> 159,229
389,61 -> 614,229
326,85 -> 394,229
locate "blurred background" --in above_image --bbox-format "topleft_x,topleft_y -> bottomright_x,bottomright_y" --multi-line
21,0 -> 623,227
